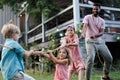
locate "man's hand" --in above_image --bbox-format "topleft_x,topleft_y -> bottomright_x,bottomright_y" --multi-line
80,34 -> 85,39
90,35 -> 96,39
32,51 -> 44,56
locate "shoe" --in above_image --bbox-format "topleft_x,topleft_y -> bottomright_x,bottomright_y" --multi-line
101,77 -> 113,80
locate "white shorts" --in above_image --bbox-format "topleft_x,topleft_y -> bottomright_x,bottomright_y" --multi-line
12,71 -> 35,80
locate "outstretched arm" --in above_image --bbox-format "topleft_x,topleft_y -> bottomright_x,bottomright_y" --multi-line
24,50 -> 34,58
48,50 -> 68,65
32,51 -> 50,58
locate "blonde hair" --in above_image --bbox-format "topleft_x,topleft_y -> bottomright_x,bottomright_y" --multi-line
1,20 -> 20,38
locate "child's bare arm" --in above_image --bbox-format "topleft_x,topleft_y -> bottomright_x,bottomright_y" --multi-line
66,35 -> 79,46
24,50 -> 50,58
48,50 -> 68,65
33,51 -> 50,58
24,50 -> 34,58
41,52 -> 50,58
66,42 -> 79,46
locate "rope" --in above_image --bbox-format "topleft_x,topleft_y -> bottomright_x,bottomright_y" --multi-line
0,44 -> 13,50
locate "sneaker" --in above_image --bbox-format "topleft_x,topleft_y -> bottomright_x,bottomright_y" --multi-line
101,77 -> 113,80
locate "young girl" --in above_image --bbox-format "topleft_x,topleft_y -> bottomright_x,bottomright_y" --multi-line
61,25 -> 85,80
37,47 -> 71,80
0,20 -> 38,80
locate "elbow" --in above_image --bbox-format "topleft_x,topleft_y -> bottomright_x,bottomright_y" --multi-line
24,51 -> 32,58
75,43 -> 79,46
52,59 -> 59,64
53,60 -> 58,64
52,60 -> 57,64
54,61 -> 57,64
24,54 -> 29,58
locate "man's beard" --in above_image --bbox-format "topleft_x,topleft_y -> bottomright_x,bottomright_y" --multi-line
93,12 -> 99,17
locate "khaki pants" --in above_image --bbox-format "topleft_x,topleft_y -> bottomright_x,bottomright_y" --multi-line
85,39 -> 113,80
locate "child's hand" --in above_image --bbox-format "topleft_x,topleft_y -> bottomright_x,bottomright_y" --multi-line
30,50 -> 34,55
33,51 -> 43,56
47,50 -> 53,54
65,43 -> 72,47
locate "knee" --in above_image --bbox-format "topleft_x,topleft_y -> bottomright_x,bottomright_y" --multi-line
106,56 -> 113,64
109,55 -> 113,63
87,57 -> 94,65
110,56 -> 113,64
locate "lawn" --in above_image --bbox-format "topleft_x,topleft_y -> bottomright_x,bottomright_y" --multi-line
0,69 -> 120,80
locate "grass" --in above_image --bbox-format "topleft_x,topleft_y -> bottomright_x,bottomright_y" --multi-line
0,69 -> 120,80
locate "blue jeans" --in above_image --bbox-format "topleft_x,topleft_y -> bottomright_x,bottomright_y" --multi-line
85,39 -> 113,80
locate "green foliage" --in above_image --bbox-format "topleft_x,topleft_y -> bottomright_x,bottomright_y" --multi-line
32,43 -> 39,50
43,33 -> 59,72
1,0 -> 24,13
0,0 -> 60,19
32,0 -> 59,18
21,42 -> 29,50
75,24 -> 83,36
0,0 -> 3,9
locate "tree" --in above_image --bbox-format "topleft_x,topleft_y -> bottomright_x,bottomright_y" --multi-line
0,0 -> 60,18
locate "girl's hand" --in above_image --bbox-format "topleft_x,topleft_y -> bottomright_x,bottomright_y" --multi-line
47,50 -> 53,54
65,43 -> 70,47
33,51 -> 44,56
66,43 -> 73,47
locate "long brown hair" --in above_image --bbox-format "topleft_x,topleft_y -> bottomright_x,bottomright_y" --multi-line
57,47 -> 72,65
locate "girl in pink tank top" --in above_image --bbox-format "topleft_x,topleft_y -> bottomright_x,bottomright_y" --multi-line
37,47 -> 71,80
61,26 -> 85,80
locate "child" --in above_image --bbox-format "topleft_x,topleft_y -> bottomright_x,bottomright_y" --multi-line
61,25 -> 85,80
37,47 -> 71,80
0,20 -> 37,80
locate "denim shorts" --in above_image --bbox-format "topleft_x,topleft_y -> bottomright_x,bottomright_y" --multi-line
12,71 -> 35,80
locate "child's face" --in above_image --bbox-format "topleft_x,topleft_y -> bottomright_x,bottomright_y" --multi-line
58,48 -> 67,59
12,33 -> 20,41
66,27 -> 75,37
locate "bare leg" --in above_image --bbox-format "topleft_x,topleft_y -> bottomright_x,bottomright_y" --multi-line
78,69 -> 84,80
68,70 -> 73,80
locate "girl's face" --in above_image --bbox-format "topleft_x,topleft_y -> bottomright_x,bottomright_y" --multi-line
66,27 -> 75,37
58,48 -> 67,59
12,33 -> 20,41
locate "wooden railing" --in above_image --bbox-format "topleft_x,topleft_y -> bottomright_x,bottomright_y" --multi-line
27,3 -> 120,44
